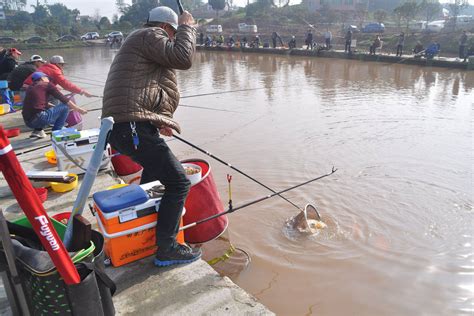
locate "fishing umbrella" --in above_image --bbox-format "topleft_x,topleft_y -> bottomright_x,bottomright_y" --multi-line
0,126 -> 80,285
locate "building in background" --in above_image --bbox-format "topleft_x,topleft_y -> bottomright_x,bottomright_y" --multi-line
0,0 -> 26,11
306,0 -> 367,13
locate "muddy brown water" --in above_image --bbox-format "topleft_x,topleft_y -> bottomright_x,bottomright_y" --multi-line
27,47 -> 473,315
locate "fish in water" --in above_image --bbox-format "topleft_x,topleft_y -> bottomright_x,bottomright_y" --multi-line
289,204 -> 327,234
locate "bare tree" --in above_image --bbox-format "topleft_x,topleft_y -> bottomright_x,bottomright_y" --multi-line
448,0 -> 469,30
393,1 -> 419,31
374,9 -> 388,24
354,2 -> 369,28
92,8 -> 101,23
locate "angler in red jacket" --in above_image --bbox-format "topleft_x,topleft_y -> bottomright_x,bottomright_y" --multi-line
24,55 -> 93,97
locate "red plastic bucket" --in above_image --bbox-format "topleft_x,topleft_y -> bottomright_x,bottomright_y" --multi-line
5,128 -> 20,138
34,187 -> 48,203
181,159 -> 228,244
52,211 -> 72,225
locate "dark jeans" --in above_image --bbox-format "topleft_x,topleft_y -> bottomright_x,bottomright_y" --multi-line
396,44 -> 403,56
345,40 -> 351,52
25,103 -> 69,131
325,38 -> 331,48
109,121 -> 191,251
459,45 -> 466,59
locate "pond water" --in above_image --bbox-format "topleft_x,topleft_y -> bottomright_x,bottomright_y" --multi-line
28,47 -> 474,315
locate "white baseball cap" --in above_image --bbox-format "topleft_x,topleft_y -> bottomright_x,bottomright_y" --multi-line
50,55 -> 66,64
30,55 -> 46,63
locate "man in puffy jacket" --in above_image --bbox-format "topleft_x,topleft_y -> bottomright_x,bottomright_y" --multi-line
8,55 -> 45,92
24,55 -> 93,97
102,6 -> 201,267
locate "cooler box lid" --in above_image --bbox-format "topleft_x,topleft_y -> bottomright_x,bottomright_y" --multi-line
52,128 -> 100,145
93,184 -> 149,213
52,128 -> 81,142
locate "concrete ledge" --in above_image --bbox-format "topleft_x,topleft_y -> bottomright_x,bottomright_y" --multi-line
196,45 -> 472,70
110,259 -> 273,315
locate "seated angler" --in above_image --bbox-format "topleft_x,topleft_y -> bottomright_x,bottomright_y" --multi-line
369,35 -> 381,55
22,72 -> 87,139
413,41 -> 424,56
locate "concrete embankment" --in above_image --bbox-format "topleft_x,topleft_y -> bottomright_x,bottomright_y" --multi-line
0,111 -> 274,315
197,45 -> 474,70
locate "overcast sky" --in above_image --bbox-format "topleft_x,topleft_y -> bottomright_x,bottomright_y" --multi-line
41,0 -> 458,19
46,0 -> 124,18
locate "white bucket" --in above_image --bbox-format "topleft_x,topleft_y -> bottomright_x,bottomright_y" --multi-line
182,163 -> 202,185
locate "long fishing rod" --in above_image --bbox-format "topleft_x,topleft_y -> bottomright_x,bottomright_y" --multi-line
16,143 -> 51,156
67,75 -> 105,85
86,103 -> 240,113
173,134 -> 336,213
180,167 -> 337,231
64,75 -> 296,101
180,84 -> 296,99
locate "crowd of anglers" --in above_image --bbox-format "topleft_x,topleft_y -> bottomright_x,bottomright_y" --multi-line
199,28 -> 473,61
0,47 -> 90,138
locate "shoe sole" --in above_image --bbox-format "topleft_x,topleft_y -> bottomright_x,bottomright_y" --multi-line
154,255 -> 201,267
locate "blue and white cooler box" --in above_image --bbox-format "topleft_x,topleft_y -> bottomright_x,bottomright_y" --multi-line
52,128 -> 111,174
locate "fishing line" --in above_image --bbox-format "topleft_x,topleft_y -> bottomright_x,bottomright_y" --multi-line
180,167 -> 337,230
174,134 -> 336,213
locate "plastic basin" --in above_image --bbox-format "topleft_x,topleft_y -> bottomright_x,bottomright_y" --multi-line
44,150 -> 57,165
52,211 -> 72,225
50,173 -> 78,193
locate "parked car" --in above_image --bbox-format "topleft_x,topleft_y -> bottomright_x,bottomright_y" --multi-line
0,37 -> 17,44
362,23 -> 385,33
206,25 -> 223,33
56,35 -> 78,42
23,36 -> 46,43
445,15 -> 474,29
345,25 -> 360,33
107,31 -> 123,39
426,20 -> 445,33
409,21 -> 428,32
81,32 -> 100,40
238,23 -> 258,33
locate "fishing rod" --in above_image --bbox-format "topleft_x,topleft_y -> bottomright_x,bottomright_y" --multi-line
86,103 -> 240,113
64,75 -> 297,101
173,134 -> 336,213
176,0 -> 184,14
16,143 -> 51,156
180,84 -> 296,99
180,167 -> 337,231
67,75 -> 105,85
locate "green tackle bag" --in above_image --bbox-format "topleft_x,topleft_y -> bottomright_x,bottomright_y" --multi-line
0,221 -> 115,316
